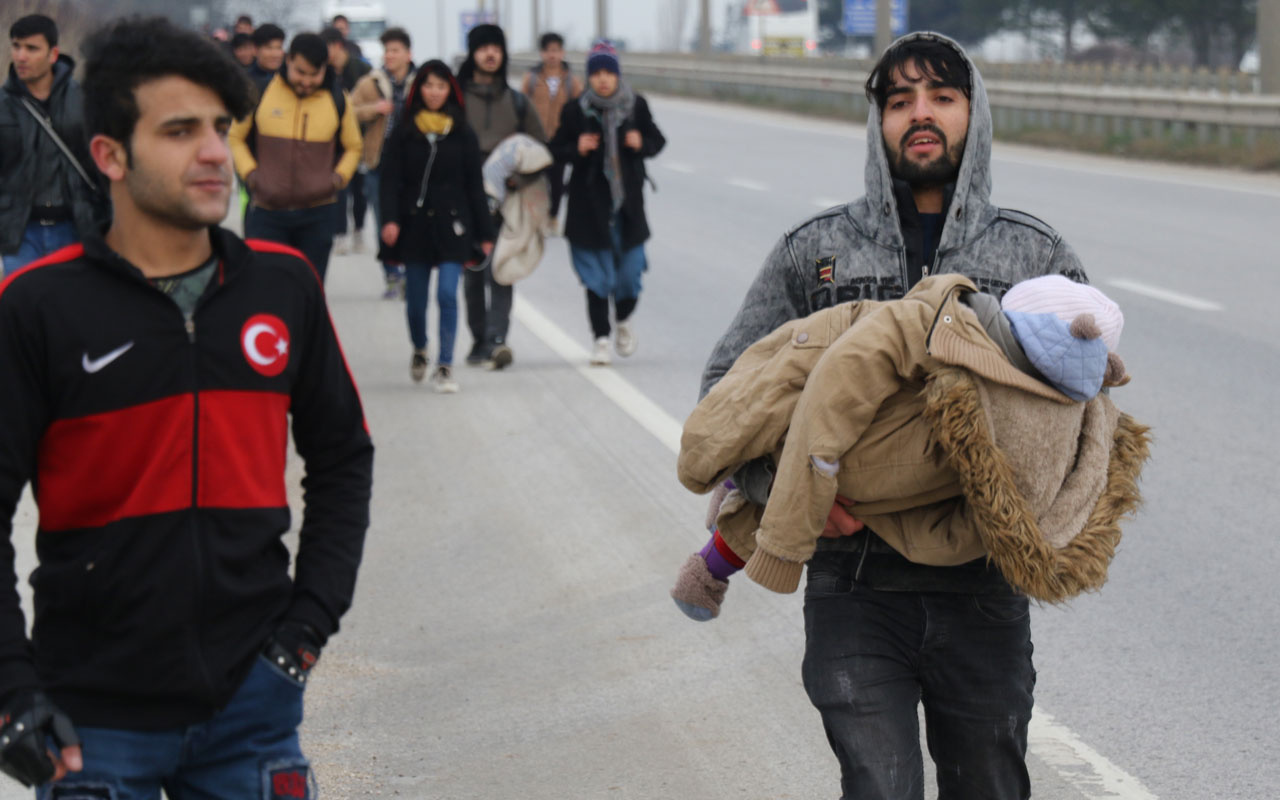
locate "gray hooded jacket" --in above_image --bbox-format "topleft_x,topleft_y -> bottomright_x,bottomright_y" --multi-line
699,33 -> 1089,588
701,32 -> 1086,399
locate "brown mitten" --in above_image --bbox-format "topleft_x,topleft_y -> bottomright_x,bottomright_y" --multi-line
671,553 -> 729,621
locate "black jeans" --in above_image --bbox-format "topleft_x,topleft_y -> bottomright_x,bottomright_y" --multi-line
334,171 -> 367,235
464,267 -> 513,347
802,551 -> 1035,800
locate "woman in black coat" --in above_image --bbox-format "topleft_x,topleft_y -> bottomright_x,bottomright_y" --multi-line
380,60 -> 494,390
548,41 -> 665,366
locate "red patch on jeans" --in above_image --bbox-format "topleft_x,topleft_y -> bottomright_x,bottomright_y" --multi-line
270,768 -> 310,799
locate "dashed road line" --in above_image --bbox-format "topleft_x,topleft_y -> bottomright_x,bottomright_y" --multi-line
727,177 -> 768,192
1107,278 -> 1223,311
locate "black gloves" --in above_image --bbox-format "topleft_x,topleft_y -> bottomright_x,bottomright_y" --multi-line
0,690 -> 79,788
263,621 -> 323,688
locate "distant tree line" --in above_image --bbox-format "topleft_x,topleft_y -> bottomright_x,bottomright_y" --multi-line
816,0 -> 1258,69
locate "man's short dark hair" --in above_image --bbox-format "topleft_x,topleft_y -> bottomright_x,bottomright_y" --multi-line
539,32 -> 564,51
230,32 -> 254,50
10,14 -> 58,48
865,37 -> 971,112
380,27 -> 410,49
236,14 -> 253,27
289,33 -> 328,69
319,27 -> 344,46
252,23 -> 285,48
82,17 -> 253,152
332,14 -> 349,24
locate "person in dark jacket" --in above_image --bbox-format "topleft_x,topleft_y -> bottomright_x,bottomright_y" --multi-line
380,60 -> 494,392
322,26 -> 373,255
1,14 -> 107,275
456,23 -> 545,370
549,41 -> 665,366
247,22 -> 285,94
0,18 -> 372,794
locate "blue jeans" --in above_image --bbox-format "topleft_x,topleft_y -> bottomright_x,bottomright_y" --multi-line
244,204 -> 336,283
405,261 -> 462,364
802,551 -> 1035,800
37,655 -> 312,799
2,220 -> 78,276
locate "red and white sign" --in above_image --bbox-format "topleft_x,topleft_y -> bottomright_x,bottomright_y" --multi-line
241,314 -> 290,377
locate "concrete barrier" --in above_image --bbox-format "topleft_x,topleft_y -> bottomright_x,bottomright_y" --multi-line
512,52 -> 1280,164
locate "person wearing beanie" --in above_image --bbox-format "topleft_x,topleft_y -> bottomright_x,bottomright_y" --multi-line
456,23 -> 546,371
548,40 -> 666,366
379,60 -> 494,392
673,273 -> 1147,620
694,32 -> 1100,796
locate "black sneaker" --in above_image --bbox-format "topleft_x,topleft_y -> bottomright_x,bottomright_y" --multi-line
485,343 -> 514,371
464,341 -> 489,367
410,351 -> 428,383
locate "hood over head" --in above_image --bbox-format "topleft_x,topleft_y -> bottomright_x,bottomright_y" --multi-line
458,23 -> 508,86
860,31 -> 993,254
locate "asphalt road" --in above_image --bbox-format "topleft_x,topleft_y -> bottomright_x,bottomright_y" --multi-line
4,94 -> 1276,799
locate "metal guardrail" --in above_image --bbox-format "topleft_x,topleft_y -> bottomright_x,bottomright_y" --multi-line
512,52 -> 1280,151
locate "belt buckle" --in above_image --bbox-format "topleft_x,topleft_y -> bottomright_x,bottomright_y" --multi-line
37,217 -> 58,227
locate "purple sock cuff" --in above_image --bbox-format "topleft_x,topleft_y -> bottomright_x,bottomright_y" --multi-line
699,535 -> 741,581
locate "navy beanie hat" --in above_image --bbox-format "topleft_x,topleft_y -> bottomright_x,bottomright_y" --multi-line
586,39 -> 620,76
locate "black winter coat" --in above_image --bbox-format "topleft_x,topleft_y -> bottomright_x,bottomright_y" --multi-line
379,116 -> 494,265
549,94 -> 665,251
0,57 -> 108,253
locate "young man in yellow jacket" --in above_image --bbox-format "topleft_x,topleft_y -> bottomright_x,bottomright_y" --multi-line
229,32 -> 362,282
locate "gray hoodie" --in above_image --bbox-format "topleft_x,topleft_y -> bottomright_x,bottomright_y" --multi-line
699,33 -> 1089,585
700,32 -> 1087,401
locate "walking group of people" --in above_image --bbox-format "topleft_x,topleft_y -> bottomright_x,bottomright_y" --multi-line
221,15 -> 669,392
0,8 -> 1149,799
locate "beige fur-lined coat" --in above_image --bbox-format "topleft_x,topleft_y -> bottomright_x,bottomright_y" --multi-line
678,275 -> 1150,602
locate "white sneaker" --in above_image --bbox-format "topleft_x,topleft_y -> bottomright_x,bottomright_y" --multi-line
430,364 -> 460,393
352,228 -> 365,253
615,320 -> 637,357
333,234 -> 350,255
590,337 -> 612,366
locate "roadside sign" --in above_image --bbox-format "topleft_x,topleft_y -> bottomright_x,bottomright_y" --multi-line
842,0 -> 908,36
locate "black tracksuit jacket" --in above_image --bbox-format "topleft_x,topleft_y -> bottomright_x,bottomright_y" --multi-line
0,228 -> 373,729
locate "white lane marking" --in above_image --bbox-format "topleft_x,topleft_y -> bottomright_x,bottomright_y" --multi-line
662,162 -> 695,174
512,297 -> 683,453
812,197 -> 844,208
1030,709 -> 1159,799
728,177 -> 769,192
1107,278 -> 1223,312
513,293 -> 1159,800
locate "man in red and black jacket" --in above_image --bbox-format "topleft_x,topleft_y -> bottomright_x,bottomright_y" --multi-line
0,18 -> 372,796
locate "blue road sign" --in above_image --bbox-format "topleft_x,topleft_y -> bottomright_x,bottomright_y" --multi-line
843,0 -> 908,36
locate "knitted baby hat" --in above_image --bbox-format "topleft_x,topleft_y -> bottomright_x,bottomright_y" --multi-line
587,40 -> 621,76
1001,275 -> 1123,352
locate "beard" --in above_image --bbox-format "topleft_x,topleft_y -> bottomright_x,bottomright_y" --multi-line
891,124 -> 965,187
125,160 -> 229,231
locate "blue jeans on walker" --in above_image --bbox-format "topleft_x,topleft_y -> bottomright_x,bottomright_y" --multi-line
405,261 -> 462,365
36,656 -> 313,800
2,220 -> 78,276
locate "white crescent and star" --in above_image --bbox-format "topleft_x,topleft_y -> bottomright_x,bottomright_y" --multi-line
243,322 -> 288,366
